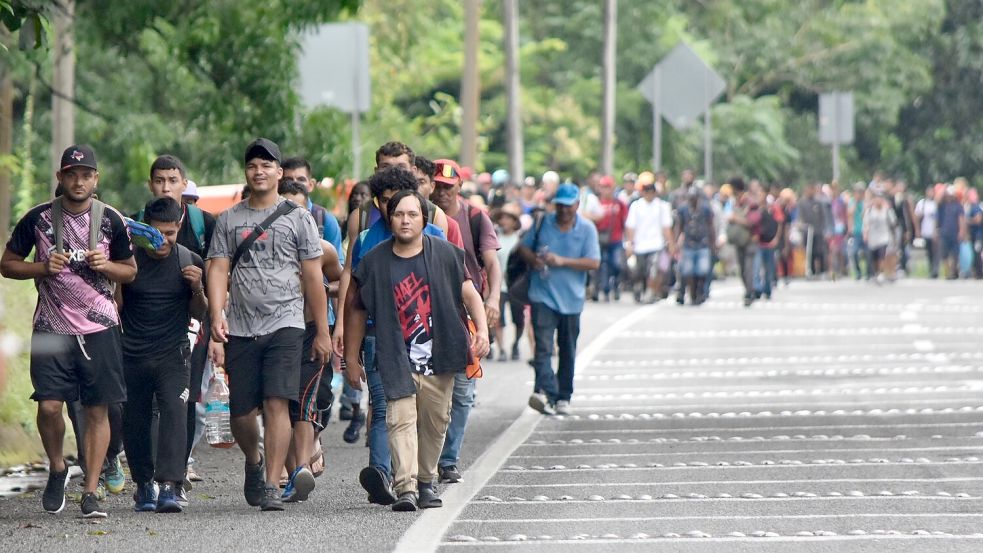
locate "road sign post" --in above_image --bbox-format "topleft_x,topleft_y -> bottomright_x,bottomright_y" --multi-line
638,43 -> 725,181
297,23 -> 371,180
819,91 -> 854,183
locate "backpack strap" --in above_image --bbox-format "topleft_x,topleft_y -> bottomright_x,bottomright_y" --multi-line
229,200 -> 299,276
88,199 -> 106,251
175,243 -> 194,270
358,198 -> 375,234
51,197 -> 64,255
186,205 -> 206,250
466,204 -> 484,267
310,203 -> 326,238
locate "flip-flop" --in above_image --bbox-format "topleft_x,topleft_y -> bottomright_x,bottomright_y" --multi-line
309,447 -> 325,478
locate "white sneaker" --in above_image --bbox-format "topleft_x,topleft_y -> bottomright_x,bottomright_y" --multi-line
555,400 -> 571,415
527,393 -> 556,415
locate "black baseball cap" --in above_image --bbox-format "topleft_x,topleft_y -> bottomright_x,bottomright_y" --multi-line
60,145 -> 98,171
244,138 -> 281,165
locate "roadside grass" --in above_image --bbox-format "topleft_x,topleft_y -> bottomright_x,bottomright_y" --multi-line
0,279 -> 44,466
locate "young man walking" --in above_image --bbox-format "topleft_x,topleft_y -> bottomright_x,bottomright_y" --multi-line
1,145 -> 136,518
120,197 -> 206,513
277,179 -> 342,502
344,190 -> 489,511
206,139 -> 331,512
429,158 -> 501,485
345,167 -> 446,506
517,183 -> 600,415
145,154 -> 216,500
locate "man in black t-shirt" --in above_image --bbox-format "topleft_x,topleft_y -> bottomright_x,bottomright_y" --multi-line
120,197 -> 206,514
145,154 -> 216,495
344,190 -> 489,512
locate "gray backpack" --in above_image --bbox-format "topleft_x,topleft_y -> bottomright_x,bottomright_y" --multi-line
51,196 -> 106,254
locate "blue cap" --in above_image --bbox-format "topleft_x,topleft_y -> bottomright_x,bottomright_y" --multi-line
552,183 -> 579,205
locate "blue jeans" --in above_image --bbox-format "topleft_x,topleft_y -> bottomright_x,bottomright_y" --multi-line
680,247 -> 711,277
362,336 -> 391,479
340,380 -> 362,410
849,235 -> 871,279
438,372 -> 475,469
754,247 -> 776,296
597,242 -> 624,294
531,303 -> 581,403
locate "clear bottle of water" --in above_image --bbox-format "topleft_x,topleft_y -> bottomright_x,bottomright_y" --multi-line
205,370 -> 235,449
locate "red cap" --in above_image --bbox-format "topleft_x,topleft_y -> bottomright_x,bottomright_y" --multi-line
434,159 -> 463,186
599,175 -> 615,187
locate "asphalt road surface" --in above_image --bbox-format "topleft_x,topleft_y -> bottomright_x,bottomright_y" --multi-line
3,280 -> 983,553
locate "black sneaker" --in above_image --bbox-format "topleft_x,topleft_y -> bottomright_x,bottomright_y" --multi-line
511,343 -> 520,361
80,491 -> 107,518
42,466 -> 69,514
392,491 -> 418,512
438,465 -> 462,484
155,482 -> 183,513
244,456 -> 265,507
343,412 -> 365,444
358,466 -> 396,505
260,485 -> 284,512
418,486 -> 442,509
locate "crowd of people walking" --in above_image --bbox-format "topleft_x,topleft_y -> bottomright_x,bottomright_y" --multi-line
1,139 -> 976,519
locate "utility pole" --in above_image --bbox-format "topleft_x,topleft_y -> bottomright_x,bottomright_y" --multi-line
459,0 -> 480,169
599,0 -> 617,176
51,0 -> 76,195
503,0 -> 523,183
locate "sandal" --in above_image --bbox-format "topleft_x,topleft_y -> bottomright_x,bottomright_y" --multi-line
309,447 -> 325,478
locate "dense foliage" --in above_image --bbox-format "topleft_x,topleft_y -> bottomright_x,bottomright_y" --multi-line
2,0 -> 979,217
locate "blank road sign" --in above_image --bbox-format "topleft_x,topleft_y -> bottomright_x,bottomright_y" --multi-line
818,91 -> 854,145
638,43 -> 726,130
297,23 -> 371,113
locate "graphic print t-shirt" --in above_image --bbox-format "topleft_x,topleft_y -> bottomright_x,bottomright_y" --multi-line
389,251 -> 433,374
207,199 -> 323,337
6,201 -> 133,335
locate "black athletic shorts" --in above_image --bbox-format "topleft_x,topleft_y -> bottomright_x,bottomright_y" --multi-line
30,326 -> 126,406
289,323 -> 325,426
224,327 -> 304,417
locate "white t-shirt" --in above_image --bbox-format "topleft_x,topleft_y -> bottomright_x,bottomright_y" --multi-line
578,189 -> 603,219
625,197 -> 672,254
915,199 -> 937,239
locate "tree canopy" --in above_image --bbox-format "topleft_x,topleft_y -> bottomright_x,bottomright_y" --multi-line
2,0 -> 979,218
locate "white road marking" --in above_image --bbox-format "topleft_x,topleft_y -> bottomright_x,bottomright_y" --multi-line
393,302 -> 669,553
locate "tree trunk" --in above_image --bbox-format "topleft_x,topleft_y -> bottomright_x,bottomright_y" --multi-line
503,0 -> 523,184
600,0 -> 618,176
459,0 -> 480,170
0,29 -> 12,243
51,0 -> 76,194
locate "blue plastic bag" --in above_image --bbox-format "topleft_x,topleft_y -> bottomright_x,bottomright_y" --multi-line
959,241 -> 973,275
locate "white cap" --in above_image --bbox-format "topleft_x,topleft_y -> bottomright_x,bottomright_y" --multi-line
542,171 -> 560,185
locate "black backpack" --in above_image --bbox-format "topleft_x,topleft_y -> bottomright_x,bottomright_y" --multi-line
759,205 -> 779,243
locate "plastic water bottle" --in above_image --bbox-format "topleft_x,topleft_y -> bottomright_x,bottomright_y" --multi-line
205,370 -> 235,449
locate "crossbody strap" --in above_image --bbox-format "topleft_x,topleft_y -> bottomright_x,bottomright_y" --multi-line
229,200 -> 298,275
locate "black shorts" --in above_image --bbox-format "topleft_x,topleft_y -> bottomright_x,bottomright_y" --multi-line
289,324 -> 325,425
225,327 -> 304,417
30,326 -> 126,406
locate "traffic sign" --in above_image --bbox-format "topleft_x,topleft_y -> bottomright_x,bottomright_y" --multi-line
638,43 -> 726,131
297,23 -> 371,113
818,91 -> 854,145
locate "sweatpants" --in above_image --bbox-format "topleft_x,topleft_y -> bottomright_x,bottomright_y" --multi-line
122,345 -> 190,484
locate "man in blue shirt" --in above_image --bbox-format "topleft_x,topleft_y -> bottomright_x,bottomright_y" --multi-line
517,183 -> 600,416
